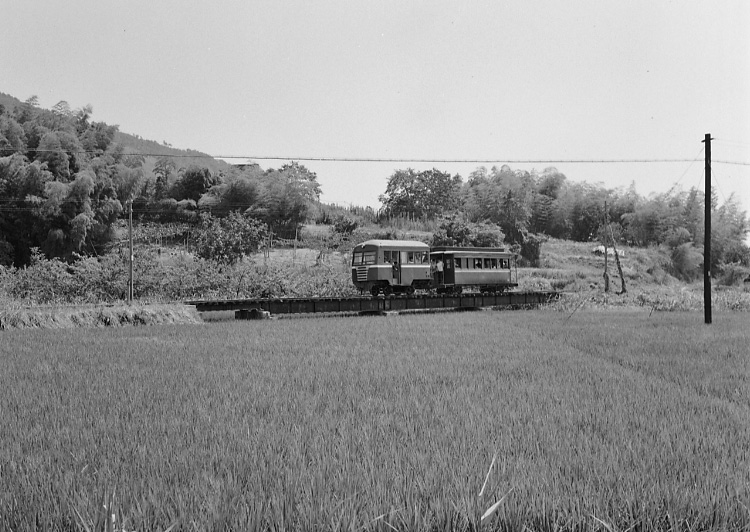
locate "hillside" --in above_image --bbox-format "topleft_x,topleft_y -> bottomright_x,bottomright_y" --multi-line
0,90 -> 234,177
114,131 -> 233,178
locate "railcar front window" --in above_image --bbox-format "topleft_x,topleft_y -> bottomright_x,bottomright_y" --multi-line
352,252 -> 363,265
363,251 -> 376,265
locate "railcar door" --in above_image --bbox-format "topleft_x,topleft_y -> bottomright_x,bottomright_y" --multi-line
392,251 -> 402,285
442,253 -> 455,285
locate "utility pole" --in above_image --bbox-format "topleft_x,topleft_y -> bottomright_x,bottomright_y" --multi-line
128,200 -> 134,304
603,200 -> 610,293
703,133 -> 712,324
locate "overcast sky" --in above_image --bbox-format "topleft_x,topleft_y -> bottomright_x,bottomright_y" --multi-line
2,0 -> 749,212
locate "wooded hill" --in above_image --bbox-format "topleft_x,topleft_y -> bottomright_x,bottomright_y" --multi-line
1,89 -> 749,284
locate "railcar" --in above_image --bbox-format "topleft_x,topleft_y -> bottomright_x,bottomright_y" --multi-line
351,240 -> 518,296
429,246 -> 517,294
351,240 -> 432,296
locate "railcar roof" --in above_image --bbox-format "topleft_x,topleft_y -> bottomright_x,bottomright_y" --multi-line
431,246 -> 508,253
354,240 -> 430,250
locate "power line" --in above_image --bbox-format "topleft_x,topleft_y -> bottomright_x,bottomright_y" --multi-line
14,148 -> 750,166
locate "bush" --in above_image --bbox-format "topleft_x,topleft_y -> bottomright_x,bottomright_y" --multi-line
194,212 -> 267,265
519,233 -> 545,267
331,214 -> 359,236
670,243 -> 703,282
718,263 -> 750,286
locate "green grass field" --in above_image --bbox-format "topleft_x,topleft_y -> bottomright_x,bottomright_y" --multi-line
1,310 -> 748,531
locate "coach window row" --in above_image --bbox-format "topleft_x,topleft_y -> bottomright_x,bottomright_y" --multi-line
384,251 -> 428,264
451,258 -> 510,270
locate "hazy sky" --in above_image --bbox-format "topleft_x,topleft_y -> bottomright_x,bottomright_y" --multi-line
2,0 -> 749,212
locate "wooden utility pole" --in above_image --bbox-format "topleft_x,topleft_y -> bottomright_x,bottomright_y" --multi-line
128,200 -> 134,304
609,224 -> 626,294
603,200 -> 610,293
703,133 -> 712,324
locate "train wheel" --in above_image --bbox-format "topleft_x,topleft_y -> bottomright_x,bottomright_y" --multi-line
383,285 -> 394,296
405,285 -> 416,296
370,285 -> 380,297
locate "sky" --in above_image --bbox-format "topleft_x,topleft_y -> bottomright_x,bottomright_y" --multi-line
2,0 -> 749,214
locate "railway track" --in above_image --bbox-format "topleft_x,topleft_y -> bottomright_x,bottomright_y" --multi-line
187,291 -> 560,317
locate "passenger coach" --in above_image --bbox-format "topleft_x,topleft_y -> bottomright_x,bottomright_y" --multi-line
351,240 -> 431,296
429,246 -> 517,294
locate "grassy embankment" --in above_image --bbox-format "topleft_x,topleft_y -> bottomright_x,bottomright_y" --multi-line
1,311 -> 748,531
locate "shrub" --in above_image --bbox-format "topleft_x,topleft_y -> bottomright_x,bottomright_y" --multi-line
718,262 -> 750,286
194,212 -> 267,265
519,233 -> 545,267
331,214 -> 359,236
664,227 -> 693,250
670,243 -> 703,282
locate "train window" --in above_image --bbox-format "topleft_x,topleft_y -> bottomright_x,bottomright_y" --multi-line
454,258 -> 461,269
474,258 -> 482,269
490,258 -> 498,269
500,259 -> 508,269
383,251 -> 392,263
407,252 -> 415,264
363,251 -> 376,265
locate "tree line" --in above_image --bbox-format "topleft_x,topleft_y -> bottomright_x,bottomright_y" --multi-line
378,165 -> 749,274
0,96 -> 321,267
2,94 -> 748,278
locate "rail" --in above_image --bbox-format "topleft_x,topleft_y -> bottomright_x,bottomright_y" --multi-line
186,291 -> 560,315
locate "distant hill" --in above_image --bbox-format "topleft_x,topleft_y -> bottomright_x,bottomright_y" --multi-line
0,90 -> 234,177
114,131 -> 234,178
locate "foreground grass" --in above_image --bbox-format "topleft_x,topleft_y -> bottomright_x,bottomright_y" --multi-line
1,311 -> 748,531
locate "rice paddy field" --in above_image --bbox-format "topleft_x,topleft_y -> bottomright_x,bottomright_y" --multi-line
1,310 -> 748,531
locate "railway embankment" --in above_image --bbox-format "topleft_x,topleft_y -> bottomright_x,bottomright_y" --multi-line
0,303 -> 202,331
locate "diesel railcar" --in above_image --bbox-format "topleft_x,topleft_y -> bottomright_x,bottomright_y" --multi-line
351,240 -> 517,296
351,240 -> 432,296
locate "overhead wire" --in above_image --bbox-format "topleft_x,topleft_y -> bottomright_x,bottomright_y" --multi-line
1,146 -> 747,214
13,148 -> 750,166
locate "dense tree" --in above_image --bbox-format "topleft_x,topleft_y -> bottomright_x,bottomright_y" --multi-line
170,165 -> 218,202
461,165 -> 535,243
279,161 -> 321,200
249,170 -> 309,239
153,156 -> 176,201
379,168 -> 462,218
0,115 -> 26,156
431,215 -> 504,247
0,99 -> 124,265
211,176 -> 260,217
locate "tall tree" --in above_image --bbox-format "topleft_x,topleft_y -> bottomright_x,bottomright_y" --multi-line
379,168 -> 461,218
153,156 -> 176,201
170,165 -> 218,202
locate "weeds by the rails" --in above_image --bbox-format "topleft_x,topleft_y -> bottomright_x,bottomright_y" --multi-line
1,311 -> 748,531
